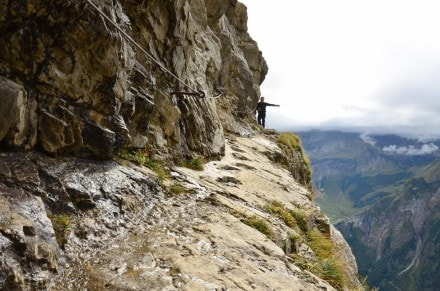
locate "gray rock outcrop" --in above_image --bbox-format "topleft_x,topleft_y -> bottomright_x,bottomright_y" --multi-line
0,0 -> 266,159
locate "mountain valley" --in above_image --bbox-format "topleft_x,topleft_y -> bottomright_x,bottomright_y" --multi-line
298,130 -> 440,289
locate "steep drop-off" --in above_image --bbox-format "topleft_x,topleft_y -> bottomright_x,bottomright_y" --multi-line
337,172 -> 440,290
299,131 -> 440,289
338,170 -> 440,290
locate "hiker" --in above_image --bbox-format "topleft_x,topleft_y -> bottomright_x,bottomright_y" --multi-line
254,96 -> 280,128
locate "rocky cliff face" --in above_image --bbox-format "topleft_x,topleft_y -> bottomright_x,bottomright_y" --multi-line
0,1 -> 361,290
0,0 -> 266,159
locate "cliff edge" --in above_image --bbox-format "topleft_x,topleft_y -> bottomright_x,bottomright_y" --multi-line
0,0 -> 362,290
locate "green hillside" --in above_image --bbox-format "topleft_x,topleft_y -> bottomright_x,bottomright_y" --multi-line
298,130 -> 440,289
337,178 -> 440,290
298,131 -> 440,220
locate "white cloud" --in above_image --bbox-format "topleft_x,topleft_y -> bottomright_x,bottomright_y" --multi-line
240,0 -> 440,137
382,143 -> 439,155
359,134 -> 377,147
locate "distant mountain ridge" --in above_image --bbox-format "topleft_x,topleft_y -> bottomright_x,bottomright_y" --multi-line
297,130 -> 440,220
297,130 -> 440,289
337,176 -> 440,290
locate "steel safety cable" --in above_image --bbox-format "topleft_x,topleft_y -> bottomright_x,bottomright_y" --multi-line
84,0 -> 200,94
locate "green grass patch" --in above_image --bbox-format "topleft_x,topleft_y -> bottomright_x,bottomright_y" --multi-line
145,159 -> 167,181
119,149 -> 168,181
236,202 -> 347,289
265,201 -> 309,233
177,157 -> 205,171
243,215 -> 274,239
292,255 -> 346,289
262,200 -> 347,289
307,230 -> 334,258
169,183 -> 188,195
311,257 -> 346,290
229,208 -> 246,219
276,132 -> 313,190
291,254 -> 311,270
119,149 -> 148,165
277,132 -> 303,152
277,132 -> 312,170
48,213 -> 72,249
264,201 -> 297,228
290,209 -> 309,233
306,229 -> 347,289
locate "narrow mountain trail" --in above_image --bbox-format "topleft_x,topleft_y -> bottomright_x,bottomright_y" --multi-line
52,134 -> 338,290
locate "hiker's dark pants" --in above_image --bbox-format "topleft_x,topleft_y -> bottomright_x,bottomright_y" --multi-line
257,111 -> 266,128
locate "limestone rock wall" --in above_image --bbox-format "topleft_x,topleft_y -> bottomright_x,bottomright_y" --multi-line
0,0 -> 267,159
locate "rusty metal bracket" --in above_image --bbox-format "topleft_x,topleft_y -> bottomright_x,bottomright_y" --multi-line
170,90 -> 205,98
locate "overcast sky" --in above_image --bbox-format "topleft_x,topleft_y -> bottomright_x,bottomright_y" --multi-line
240,0 -> 440,138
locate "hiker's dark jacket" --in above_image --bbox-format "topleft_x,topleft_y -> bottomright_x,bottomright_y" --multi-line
256,102 -> 277,114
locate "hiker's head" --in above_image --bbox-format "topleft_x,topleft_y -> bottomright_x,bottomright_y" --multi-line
260,96 -> 265,101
